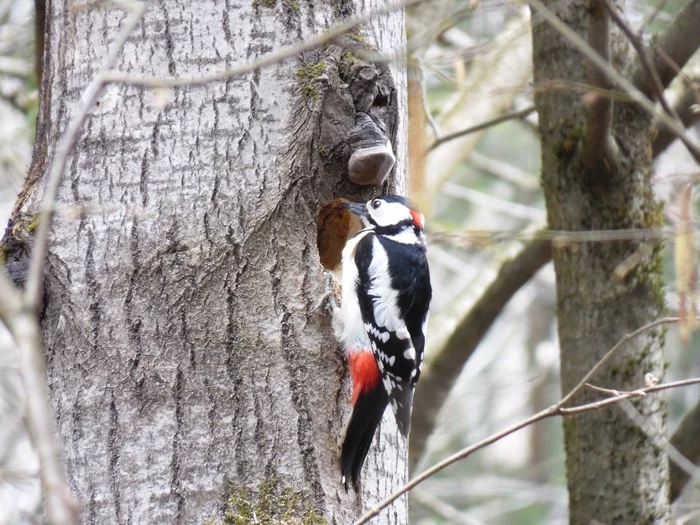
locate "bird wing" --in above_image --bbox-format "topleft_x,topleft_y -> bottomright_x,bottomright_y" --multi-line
354,234 -> 423,435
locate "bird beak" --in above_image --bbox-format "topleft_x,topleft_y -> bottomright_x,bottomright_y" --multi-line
342,201 -> 368,218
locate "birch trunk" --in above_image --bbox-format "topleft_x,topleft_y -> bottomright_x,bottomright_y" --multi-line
10,1 -> 408,523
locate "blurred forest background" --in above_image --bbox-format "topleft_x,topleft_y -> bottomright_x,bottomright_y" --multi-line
0,0 -> 699,523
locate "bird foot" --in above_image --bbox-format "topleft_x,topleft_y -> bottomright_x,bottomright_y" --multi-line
311,272 -> 340,314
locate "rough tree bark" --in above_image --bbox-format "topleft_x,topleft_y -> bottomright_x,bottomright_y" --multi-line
532,1 -> 669,523
5,1 -> 409,523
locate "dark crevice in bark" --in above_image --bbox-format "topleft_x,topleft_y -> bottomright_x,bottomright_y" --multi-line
126,221 -> 144,400
108,395 -> 122,524
159,0 -> 177,76
139,150 -> 149,207
171,366 -> 185,523
85,229 -> 101,355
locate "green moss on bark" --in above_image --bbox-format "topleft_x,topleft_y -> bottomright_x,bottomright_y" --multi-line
296,62 -> 325,101
203,475 -> 327,525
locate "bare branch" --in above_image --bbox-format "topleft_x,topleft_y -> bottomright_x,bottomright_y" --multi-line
602,0 -> 669,110
527,0 -> 700,163
24,1 -> 147,312
11,3 -> 148,524
441,183 -> 545,221
558,378 -> 700,414
469,151 -> 540,191
558,317 -> 677,407
582,0 -> 619,173
102,0 -> 424,88
410,239 -> 552,469
11,312 -> 79,525
415,58 -> 441,140
637,0 -> 670,35
357,318 -> 690,525
633,0 -> 700,96
429,106 -> 537,151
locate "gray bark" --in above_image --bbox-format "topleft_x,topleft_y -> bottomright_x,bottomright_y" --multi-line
532,1 -> 670,523
11,1 -> 409,523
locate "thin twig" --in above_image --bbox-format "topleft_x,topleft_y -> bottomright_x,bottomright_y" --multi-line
10,312 -> 79,525
527,0 -> 700,163
429,106 -> 536,151
468,151 -> 540,190
356,317 -> 687,524
559,378 -> 700,414
428,226 -> 667,246
600,0 -> 675,119
442,183 -> 545,221
24,1 -> 147,311
637,0 -> 669,35
14,3 -> 148,524
102,0 -> 425,88
416,58 -> 442,139
558,317 -> 679,406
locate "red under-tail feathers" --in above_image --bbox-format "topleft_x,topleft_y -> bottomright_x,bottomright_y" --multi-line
348,351 -> 380,405
341,350 -> 387,491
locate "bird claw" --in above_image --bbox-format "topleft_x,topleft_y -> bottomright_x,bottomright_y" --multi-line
311,272 -> 340,314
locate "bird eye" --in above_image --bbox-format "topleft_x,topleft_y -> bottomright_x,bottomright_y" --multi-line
371,199 -> 382,209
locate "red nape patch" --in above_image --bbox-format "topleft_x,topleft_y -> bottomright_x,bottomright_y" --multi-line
348,351 -> 380,405
410,209 -> 424,230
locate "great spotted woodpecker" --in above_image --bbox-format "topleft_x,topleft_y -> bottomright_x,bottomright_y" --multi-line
333,195 -> 432,490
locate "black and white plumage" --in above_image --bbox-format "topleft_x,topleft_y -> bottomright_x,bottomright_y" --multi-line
333,195 -> 432,490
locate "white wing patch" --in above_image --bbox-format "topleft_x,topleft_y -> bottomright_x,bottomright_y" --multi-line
383,376 -> 393,395
367,237 -> 408,337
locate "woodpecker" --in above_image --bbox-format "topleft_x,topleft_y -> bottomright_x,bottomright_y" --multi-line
333,195 -> 432,490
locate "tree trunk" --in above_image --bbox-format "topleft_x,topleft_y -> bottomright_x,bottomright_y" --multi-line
532,2 -> 670,523
10,1 -> 408,523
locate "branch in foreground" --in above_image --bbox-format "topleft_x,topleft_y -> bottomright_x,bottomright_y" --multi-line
409,239 -> 552,469
357,317 -> 690,525
102,0 -> 424,88
632,0 -> 700,97
24,1 -> 147,311
12,3 -> 148,524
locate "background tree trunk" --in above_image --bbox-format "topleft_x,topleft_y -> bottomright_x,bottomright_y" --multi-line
532,2 -> 670,523
10,1 -> 408,523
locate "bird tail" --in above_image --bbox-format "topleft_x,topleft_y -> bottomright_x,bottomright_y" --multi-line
340,383 -> 389,491
391,385 -> 414,437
